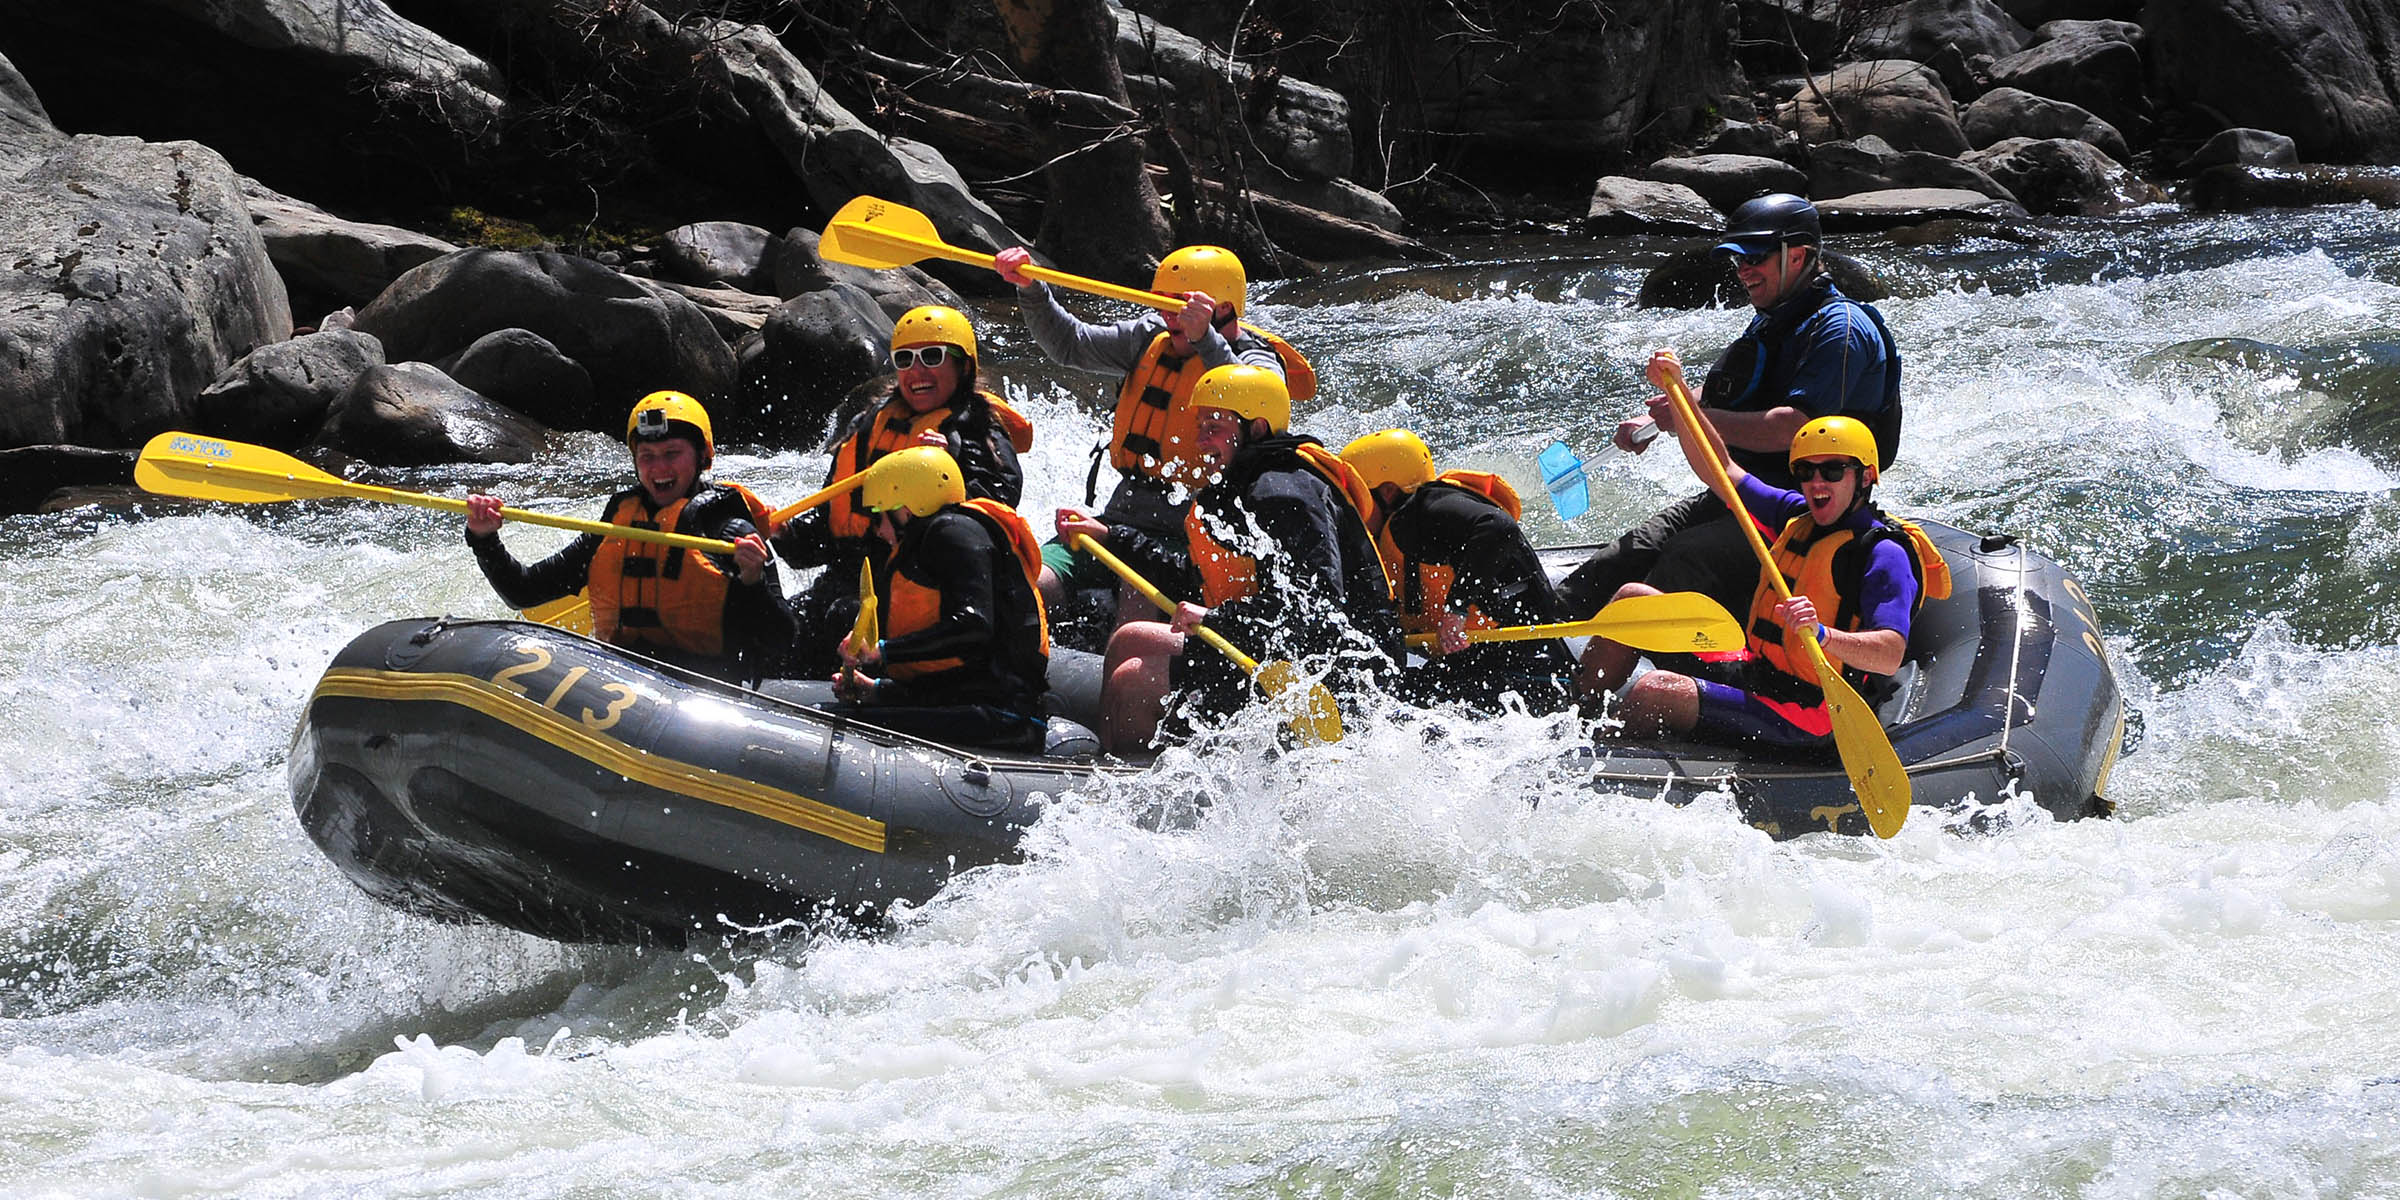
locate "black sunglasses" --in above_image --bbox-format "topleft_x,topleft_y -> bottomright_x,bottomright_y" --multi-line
890,345 -> 953,370
1791,459 -> 1859,483
1730,246 -> 1782,269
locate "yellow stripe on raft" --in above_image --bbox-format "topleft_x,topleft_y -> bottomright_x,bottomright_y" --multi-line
311,667 -> 888,854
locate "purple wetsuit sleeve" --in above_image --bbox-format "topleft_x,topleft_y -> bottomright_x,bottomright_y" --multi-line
1856,537 -> 1919,638
1734,473 -> 1808,528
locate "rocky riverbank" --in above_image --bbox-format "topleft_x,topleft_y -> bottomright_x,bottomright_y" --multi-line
3,0 -> 2398,514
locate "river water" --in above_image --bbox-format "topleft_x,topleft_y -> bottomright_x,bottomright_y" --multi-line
8,206 -> 2400,1197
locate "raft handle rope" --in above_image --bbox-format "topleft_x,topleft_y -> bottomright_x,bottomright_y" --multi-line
1997,536 -> 2031,760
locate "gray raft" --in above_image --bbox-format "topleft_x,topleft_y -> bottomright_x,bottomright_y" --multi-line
287,520 -> 2128,944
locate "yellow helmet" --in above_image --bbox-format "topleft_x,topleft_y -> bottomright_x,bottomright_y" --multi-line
1152,246 -> 1247,317
626,390 -> 714,465
1190,364 -> 1289,433
1341,429 -> 1438,493
862,445 -> 966,516
891,304 -> 977,360
1789,415 -> 1879,483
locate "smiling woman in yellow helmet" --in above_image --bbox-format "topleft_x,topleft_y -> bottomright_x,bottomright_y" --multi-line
1086,364 -> 1398,753
1580,353 -> 1944,749
463,390 -> 794,684
771,304 -> 1036,680
1341,428 -> 1576,713
989,242 -> 1318,642
826,445 -> 1053,750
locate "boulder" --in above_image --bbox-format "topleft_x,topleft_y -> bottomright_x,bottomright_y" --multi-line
1987,20 -> 2149,142
657,221 -> 778,294
2180,128 -> 2301,174
349,248 -> 735,428
1639,154 -> 1811,212
2145,0 -> 2400,163
1807,135 -> 2019,204
1113,8 -> 1353,181
1999,0 -> 2140,23
0,444 -> 134,517
737,285 -> 894,446
662,15 -> 1022,295
238,179 -> 457,319
1848,0 -> 2032,71
1961,87 -> 2129,162
1778,61 -> 1972,155
438,328 -> 594,431
2186,164 -> 2400,212
1699,121 -> 1799,161
630,278 -> 781,343
772,228 -> 960,316
1816,187 -> 2029,229
1962,137 -> 2164,215
0,131 -> 292,450
1247,174 -> 1406,233
315,362 -> 547,465
194,328 -> 386,449
1585,178 -> 1725,236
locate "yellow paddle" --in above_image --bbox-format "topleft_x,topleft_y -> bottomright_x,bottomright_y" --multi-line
136,432 -> 890,551
521,591 -> 594,635
820,196 -> 1187,313
850,558 -> 880,650
1069,532 -> 1343,746
1652,352 -> 1912,838
1404,591 -> 1743,654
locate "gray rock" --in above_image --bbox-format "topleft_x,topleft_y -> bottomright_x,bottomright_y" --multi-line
1113,8 -> 1353,181
667,16 -> 1022,294
315,362 -> 547,465
1585,177 -> 1725,236
738,285 -> 894,446
1816,187 -> 2029,229
658,221 -> 778,293
1849,0 -> 2032,69
1989,19 -> 2148,141
2180,128 -> 2301,174
1808,135 -> 2020,204
439,328 -> 594,432
239,178 -> 457,317
0,444 -> 134,517
1963,137 -> 2164,215
2185,164 -> 2400,212
148,0 -> 504,129
1779,61 -> 1972,155
350,248 -> 735,429
1639,154 -> 1811,211
0,51 -> 57,176
2146,1 -> 2400,162
1961,87 -> 2129,161
773,228 -> 960,316
195,327 -> 385,449
0,132 -> 291,450
630,278 -> 780,343
1248,174 -> 1406,233
1699,121 -> 1798,161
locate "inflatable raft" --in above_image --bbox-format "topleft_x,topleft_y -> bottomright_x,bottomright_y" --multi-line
287,520 -> 2128,944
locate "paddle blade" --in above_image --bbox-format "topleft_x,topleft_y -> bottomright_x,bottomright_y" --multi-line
819,196 -> 954,270
851,558 -> 881,649
523,592 -> 593,636
1538,441 -> 1589,521
1583,591 -> 1744,653
135,432 -> 348,504
1256,659 -> 1344,746
1819,664 -> 1911,838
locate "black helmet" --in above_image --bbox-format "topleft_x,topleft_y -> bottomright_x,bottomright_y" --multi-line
1715,193 -> 1821,259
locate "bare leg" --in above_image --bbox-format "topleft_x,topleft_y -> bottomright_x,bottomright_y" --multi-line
1037,564 -> 1067,610
1575,581 -> 1667,697
1617,671 -> 1701,739
1100,620 -> 1181,754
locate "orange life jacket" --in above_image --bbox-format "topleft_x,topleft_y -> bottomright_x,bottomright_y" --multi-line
1187,442 -> 1384,608
589,482 -> 773,658
1376,471 -> 1526,634
1109,325 -> 1316,486
1745,510 -> 1948,689
826,389 -> 1032,540
882,498 -> 1051,682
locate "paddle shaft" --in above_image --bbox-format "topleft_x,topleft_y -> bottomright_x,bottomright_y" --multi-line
830,207 -> 1184,312
1070,533 -> 1261,673
1655,354 -> 1910,835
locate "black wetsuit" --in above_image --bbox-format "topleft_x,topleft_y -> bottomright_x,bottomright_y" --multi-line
1386,480 -> 1574,712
